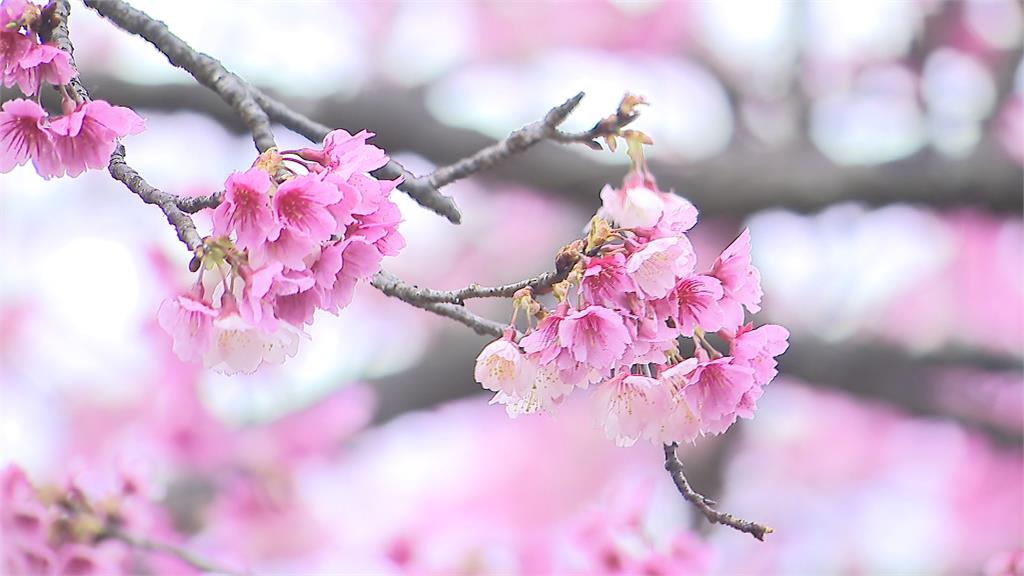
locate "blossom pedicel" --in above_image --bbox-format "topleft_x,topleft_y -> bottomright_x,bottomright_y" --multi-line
0,0 -> 144,179
474,134 -> 789,447
158,134 -> 404,374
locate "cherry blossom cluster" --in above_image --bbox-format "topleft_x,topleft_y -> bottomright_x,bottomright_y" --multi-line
158,130 -> 404,374
0,0 -> 144,178
475,149 -> 789,447
1,464 -> 157,575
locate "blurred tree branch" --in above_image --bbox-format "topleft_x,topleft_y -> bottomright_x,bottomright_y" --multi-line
39,74 -> 1022,217
370,333 -> 1024,447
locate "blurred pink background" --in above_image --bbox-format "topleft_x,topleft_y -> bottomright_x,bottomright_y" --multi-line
1,1 -> 1022,574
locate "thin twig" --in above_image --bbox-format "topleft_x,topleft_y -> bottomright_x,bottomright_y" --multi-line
82,0 -> 275,153
41,0 -> 202,253
369,272 -> 507,338
110,529 -> 245,575
370,268 -> 566,306
250,86 -> 463,224
663,443 -> 773,541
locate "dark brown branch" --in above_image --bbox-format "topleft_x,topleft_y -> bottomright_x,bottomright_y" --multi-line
370,268 -> 566,306
60,77 -> 1023,216
40,1 -> 202,253
422,91 -> 635,189
82,0 -> 275,154
369,272 -> 507,338
663,443 -> 772,541
109,145 -> 203,250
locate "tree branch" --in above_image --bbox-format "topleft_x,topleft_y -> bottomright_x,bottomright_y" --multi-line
41,0 -> 202,253
82,0 -> 276,153
370,267 -> 566,306
422,91 -> 636,189
57,77 -> 1022,216
663,443 -> 773,541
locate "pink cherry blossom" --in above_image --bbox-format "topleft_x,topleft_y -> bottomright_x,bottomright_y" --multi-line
490,356 -> 573,417
0,98 -> 59,177
595,372 -> 670,446
682,356 -> 755,425
318,238 -> 383,312
273,174 -> 341,241
674,274 -> 725,335
345,174 -> 405,256
255,174 -> 342,268
0,3 -> 32,83
520,304 -> 568,364
657,191 -> 698,233
6,43 -> 74,96
558,305 -> 631,372
47,100 -> 145,178
157,293 -> 218,363
273,278 -> 322,327
202,300 -> 302,375
599,181 -> 664,228
474,328 -> 532,396
581,252 -> 635,308
730,323 -> 790,386
710,229 -> 763,328
655,358 -> 703,444
625,236 -> 696,299
212,168 -> 276,251
318,129 -> 389,179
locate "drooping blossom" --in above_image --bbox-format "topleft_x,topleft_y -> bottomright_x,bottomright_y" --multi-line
682,356 -> 755,433
202,297 -> 302,375
0,98 -> 58,176
5,42 -> 73,96
474,327 -> 532,396
272,272 -> 322,327
0,2 -> 33,86
655,358 -> 703,444
673,274 -> 725,335
558,305 -> 631,372
156,292 -> 218,363
625,236 -> 696,299
317,237 -> 383,312
212,167 -> 276,251
710,229 -> 763,328
491,356 -> 573,417
46,99 -> 145,178
595,371 -> 670,446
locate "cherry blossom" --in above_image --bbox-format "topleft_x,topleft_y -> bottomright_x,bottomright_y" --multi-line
710,229 -> 764,329
682,356 -> 755,427
0,98 -> 58,176
46,99 -> 145,178
212,167 -> 276,252
156,292 -> 217,363
625,236 -> 696,299
203,303 -> 302,375
474,328 -> 532,396
558,305 -> 632,372
595,371 -> 670,446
